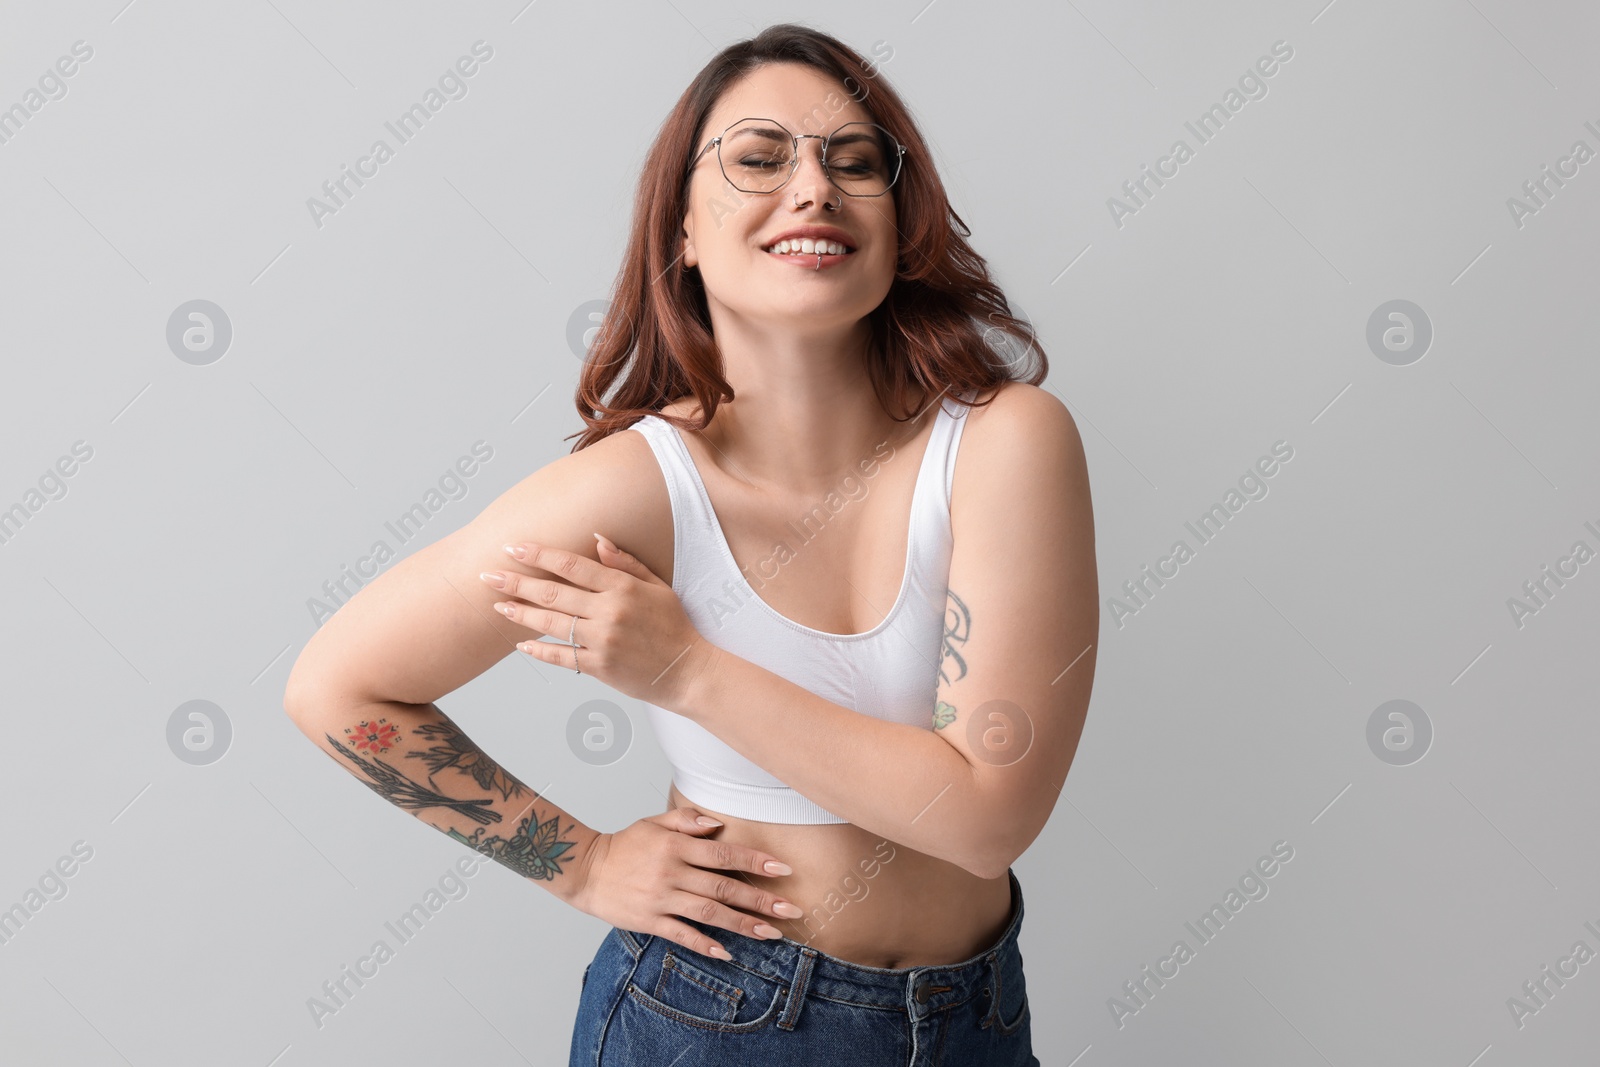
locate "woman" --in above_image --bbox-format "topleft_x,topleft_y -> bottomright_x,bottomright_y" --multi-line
284,23 -> 1095,1067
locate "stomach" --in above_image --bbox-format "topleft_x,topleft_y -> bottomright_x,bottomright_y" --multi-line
666,782 -> 1014,968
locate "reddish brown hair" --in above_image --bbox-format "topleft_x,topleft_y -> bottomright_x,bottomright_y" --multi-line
566,23 -> 1047,451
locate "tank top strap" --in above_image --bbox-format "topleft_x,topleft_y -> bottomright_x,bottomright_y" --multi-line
922,387 -> 976,516
628,414 -> 726,586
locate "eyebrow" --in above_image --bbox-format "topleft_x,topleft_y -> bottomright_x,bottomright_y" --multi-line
724,125 -> 788,141
724,125 -> 878,145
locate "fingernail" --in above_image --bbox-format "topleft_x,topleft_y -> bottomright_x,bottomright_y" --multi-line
753,923 -> 782,939
480,571 -> 506,588
503,545 -> 526,560
773,901 -> 803,918
710,944 -> 732,961
764,861 -> 793,876
696,816 -> 723,827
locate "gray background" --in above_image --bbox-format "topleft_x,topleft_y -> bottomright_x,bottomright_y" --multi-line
3,0 -> 1598,1064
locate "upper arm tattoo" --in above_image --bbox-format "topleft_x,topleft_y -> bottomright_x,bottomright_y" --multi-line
933,588 -> 972,729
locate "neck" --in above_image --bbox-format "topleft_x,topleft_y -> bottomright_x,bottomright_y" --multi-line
692,312 -> 930,492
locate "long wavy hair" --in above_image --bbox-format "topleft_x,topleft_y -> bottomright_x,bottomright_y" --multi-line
566,23 -> 1047,451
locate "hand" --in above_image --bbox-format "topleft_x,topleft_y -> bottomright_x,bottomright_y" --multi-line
568,806 -> 804,962
481,535 -> 718,709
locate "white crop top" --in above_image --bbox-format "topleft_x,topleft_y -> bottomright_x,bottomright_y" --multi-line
627,389 -> 974,823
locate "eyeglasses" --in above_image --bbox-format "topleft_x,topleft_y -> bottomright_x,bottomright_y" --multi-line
686,116 -> 907,198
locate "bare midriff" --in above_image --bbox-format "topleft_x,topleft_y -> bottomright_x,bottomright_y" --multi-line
666,781 -> 1014,969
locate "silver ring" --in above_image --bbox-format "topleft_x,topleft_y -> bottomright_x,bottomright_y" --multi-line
568,615 -> 581,675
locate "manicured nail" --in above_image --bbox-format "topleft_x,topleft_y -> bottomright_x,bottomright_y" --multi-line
710,945 -> 732,961
696,816 -> 723,827
764,861 -> 793,876
503,545 -> 526,560
773,901 -> 803,919
753,923 -> 782,939
480,572 -> 506,588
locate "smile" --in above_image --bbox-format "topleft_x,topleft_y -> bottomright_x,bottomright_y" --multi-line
762,238 -> 854,256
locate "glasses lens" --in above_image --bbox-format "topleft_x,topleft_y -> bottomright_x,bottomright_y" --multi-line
824,123 -> 901,197
715,119 -> 904,196
718,119 -> 797,193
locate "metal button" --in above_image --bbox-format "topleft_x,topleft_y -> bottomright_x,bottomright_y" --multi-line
914,981 -> 952,1004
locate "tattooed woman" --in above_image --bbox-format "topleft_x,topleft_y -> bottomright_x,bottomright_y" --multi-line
284,24 -> 1095,1067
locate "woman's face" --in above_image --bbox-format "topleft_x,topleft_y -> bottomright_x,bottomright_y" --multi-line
681,62 -> 899,336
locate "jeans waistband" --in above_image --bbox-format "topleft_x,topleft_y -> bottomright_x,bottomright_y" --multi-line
644,868 -> 1024,1021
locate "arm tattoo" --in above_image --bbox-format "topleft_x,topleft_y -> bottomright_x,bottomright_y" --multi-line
447,812 -> 579,881
933,589 -> 972,729
326,720 -> 502,824
325,716 -> 579,880
407,721 -> 528,801
939,589 -> 971,685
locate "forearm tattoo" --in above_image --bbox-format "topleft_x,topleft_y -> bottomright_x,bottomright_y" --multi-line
325,722 -> 501,825
407,721 -> 529,802
446,813 -> 578,882
324,716 -> 579,880
933,588 -> 971,730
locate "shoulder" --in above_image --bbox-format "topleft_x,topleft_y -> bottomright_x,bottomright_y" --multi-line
948,380 -> 1091,554
956,380 -> 1084,476
468,416 -> 674,578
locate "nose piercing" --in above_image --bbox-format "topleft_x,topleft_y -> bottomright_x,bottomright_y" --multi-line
794,192 -> 844,211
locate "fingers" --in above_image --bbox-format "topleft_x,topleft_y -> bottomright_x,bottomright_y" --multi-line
593,532 -> 667,588
660,806 -> 729,837
666,887 -> 788,946
653,917 -> 735,963
679,834 -> 794,879
505,542 -> 616,593
484,569 -> 595,623
678,870 -> 804,931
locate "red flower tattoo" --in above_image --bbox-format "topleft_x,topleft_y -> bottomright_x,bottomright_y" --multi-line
345,719 -> 401,753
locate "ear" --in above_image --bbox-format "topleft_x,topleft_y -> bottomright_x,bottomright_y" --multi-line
681,220 -> 697,269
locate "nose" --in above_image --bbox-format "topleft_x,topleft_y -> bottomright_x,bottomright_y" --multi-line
788,137 -> 838,210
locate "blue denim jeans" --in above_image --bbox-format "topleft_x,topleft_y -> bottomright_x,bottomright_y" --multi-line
569,868 -> 1037,1066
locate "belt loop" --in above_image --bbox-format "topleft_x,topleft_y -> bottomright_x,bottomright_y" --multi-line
777,946 -> 819,1031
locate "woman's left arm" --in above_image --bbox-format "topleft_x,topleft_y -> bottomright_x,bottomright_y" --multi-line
674,386 -> 1098,879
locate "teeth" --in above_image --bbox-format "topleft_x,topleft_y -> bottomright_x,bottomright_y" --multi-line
766,238 -> 851,255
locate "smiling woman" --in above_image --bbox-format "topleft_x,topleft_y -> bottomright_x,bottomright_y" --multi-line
283,22 -> 1091,1067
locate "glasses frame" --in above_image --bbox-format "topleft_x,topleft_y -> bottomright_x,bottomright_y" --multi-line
686,116 -> 907,199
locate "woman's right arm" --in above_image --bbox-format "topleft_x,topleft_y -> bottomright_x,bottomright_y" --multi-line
280,440 -> 800,959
